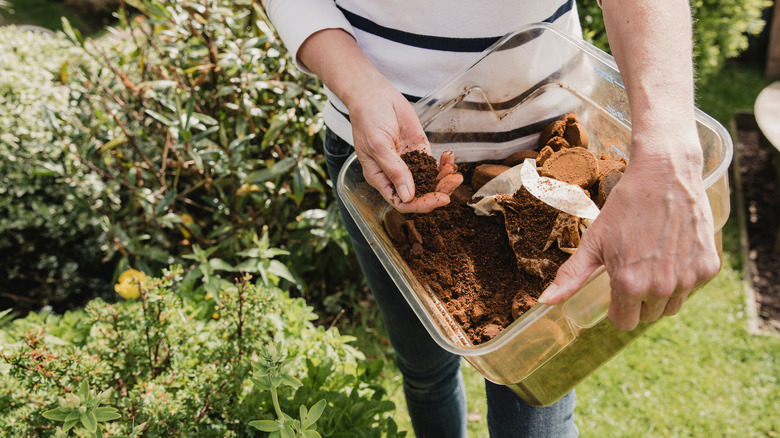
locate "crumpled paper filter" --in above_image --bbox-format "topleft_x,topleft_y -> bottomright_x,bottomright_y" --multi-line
471,158 -> 600,223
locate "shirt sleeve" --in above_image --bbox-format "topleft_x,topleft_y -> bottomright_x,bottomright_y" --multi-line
265,0 -> 357,74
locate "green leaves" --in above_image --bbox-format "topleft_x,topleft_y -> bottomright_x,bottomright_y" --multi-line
42,380 -> 121,435
250,342 -> 327,437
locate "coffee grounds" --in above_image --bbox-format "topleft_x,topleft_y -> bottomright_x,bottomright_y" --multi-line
401,151 -> 439,195
395,185 -> 569,344
387,114 -> 620,345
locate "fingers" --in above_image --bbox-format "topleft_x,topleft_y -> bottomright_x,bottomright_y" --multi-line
538,236 -> 603,305
662,294 -> 687,316
439,150 -> 455,167
608,289 -> 642,331
393,192 -> 450,214
435,173 -> 463,195
436,163 -> 458,181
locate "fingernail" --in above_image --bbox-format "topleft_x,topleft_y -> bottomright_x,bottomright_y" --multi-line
397,184 -> 412,203
537,284 -> 559,304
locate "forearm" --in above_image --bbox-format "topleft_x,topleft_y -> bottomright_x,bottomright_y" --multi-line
298,29 -> 394,111
601,0 -> 700,165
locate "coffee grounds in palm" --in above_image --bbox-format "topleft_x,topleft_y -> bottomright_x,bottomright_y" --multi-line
401,151 -> 439,195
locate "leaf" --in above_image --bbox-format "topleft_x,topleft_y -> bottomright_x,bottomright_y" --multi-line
101,137 -> 127,152
145,109 -> 177,127
280,374 -> 302,389
63,417 -> 79,432
61,17 -> 84,46
228,134 -> 256,151
268,260 -> 296,284
137,80 -> 178,90
190,113 -> 219,126
78,380 -> 90,400
249,420 -> 281,432
208,258 -> 235,272
94,407 -> 121,422
43,407 -> 72,422
302,430 -> 322,438
155,189 -> 177,215
281,426 -> 295,438
81,411 -> 98,433
248,157 -> 297,183
306,400 -> 327,426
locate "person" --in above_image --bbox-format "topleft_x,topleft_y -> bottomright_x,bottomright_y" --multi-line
265,0 -> 721,436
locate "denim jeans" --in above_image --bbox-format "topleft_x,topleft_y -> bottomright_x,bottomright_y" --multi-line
324,128 -> 578,438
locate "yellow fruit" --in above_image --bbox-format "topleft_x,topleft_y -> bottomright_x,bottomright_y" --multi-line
114,269 -> 147,299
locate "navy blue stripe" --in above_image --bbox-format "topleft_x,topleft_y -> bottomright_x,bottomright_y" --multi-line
337,1 -> 574,53
425,116 -> 562,145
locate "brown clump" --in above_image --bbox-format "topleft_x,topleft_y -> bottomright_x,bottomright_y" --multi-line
401,150 -> 439,195
597,155 -> 627,179
597,168 -> 623,208
471,164 -> 510,191
564,120 -> 589,148
450,185 -> 476,205
503,150 -> 540,167
384,209 -> 408,245
539,119 -> 567,147
537,145 -> 554,166
541,148 -> 599,189
546,136 -> 571,152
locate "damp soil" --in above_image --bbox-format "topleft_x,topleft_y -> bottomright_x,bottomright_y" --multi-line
735,126 -> 780,333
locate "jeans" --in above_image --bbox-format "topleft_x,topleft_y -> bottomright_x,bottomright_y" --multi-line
324,128 -> 578,438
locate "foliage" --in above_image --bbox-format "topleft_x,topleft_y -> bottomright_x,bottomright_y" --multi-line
42,381 -> 121,437
578,0 -> 773,80
249,342 -> 328,438
0,26 -> 114,311
51,0 -> 360,304
0,266 -> 402,436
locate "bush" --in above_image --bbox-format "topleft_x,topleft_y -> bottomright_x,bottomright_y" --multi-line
0,26 -> 114,313
52,0 -> 361,305
578,0 -> 773,80
0,266 -> 404,437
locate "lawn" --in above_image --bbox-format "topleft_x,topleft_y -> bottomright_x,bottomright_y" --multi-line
347,63 -> 780,437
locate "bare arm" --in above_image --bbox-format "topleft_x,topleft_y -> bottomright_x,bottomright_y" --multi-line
539,0 -> 721,330
298,29 -> 462,213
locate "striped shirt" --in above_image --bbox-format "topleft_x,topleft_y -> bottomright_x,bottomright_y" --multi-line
266,1 -> 583,145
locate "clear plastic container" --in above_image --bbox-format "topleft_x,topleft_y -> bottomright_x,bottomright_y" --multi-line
336,23 -> 732,406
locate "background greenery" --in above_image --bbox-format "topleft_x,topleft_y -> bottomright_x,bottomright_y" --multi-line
1,0 -> 778,436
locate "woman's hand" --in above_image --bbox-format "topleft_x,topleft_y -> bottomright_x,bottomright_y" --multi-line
299,28 -> 461,213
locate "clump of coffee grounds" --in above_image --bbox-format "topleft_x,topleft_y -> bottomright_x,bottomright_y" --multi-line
401,151 -> 439,195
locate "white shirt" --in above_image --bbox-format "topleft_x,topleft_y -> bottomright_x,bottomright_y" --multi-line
266,0 -> 582,144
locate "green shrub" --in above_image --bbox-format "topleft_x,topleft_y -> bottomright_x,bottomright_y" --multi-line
0,266 -> 403,436
0,26 -> 114,312
52,0 -> 360,305
578,0 -> 773,80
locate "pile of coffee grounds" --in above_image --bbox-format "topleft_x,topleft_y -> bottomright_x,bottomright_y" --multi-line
401,151 -> 439,195
386,114 -> 624,344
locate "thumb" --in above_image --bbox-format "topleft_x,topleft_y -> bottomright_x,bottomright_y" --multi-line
538,242 -> 602,305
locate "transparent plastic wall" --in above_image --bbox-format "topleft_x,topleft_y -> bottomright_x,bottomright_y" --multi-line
338,23 -> 732,406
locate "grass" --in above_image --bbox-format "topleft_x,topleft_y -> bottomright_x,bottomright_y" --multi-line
344,62 -> 780,437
